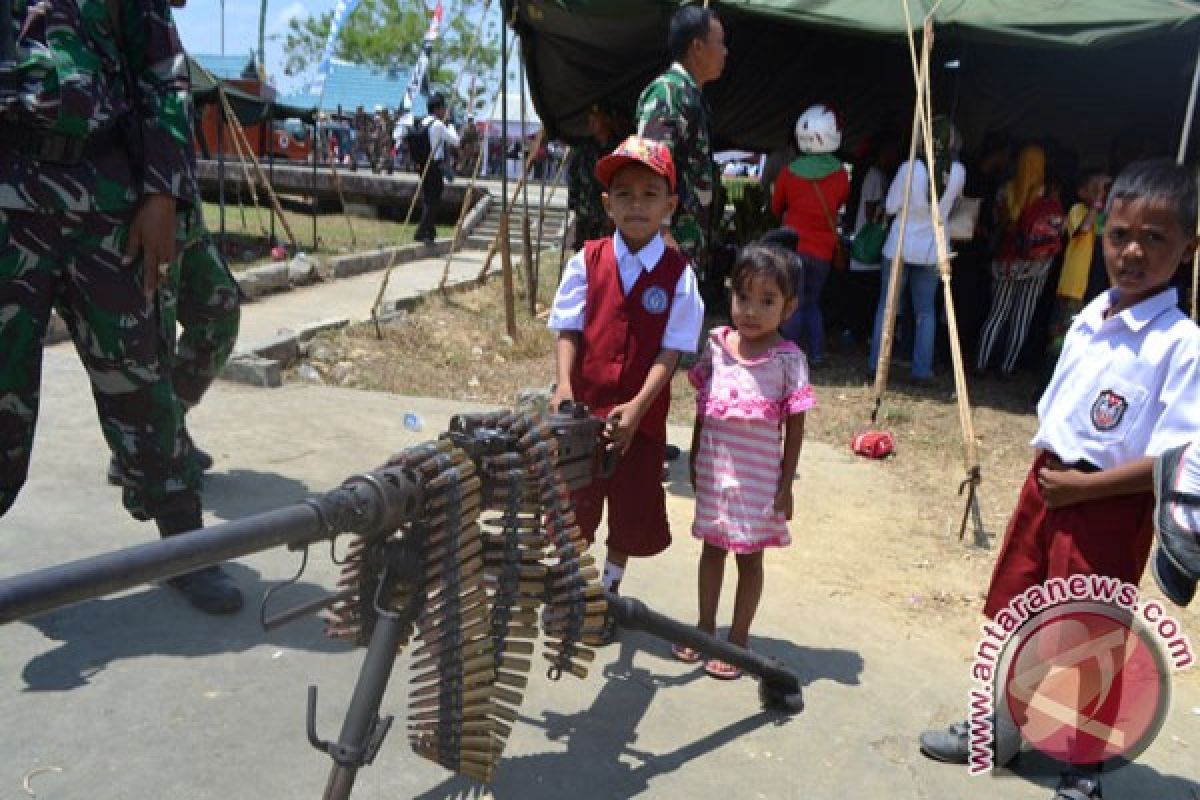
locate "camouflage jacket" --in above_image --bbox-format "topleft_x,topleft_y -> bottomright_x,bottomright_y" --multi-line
0,0 -> 193,212
636,62 -> 716,259
565,137 -> 616,244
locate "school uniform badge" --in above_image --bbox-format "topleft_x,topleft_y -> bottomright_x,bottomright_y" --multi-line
641,286 -> 669,314
1091,389 -> 1128,432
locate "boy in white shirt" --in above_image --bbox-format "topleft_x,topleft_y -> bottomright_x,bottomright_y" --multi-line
920,159 -> 1200,798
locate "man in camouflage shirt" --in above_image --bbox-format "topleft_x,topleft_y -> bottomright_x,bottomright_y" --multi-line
635,5 -> 726,271
565,102 -> 625,250
0,0 -> 242,613
105,6 -> 241,493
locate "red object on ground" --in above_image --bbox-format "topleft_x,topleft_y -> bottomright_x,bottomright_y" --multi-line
851,431 -> 894,459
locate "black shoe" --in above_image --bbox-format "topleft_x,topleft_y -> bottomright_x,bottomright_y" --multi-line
156,500 -> 243,615
919,719 -> 1020,766
167,566 -> 244,615
664,444 -> 682,461
1054,770 -> 1102,799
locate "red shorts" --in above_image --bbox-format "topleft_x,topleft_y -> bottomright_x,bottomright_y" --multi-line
571,432 -> 670,557
983,452 -> 1155,618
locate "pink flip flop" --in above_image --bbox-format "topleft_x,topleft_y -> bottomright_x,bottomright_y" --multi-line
704,658 -> 742,680
672,643 -> 702,664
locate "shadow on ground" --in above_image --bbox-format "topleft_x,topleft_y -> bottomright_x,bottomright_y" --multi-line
203,468 -> 315,521
413,629 -> 863,799
994,749 -> 1200,799
20,561 -> 348,691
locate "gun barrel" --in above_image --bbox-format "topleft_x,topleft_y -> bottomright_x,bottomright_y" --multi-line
0,466 -> 422,625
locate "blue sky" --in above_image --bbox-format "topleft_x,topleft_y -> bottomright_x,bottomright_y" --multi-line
175,0 -> 338,93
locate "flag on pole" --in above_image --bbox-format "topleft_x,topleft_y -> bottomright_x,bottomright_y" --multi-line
308,0 -> 364,97
399,2 -> 444,118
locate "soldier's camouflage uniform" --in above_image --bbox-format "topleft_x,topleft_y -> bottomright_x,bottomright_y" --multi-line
635,63 -> 717,268
0,0 -> 200,520
158,90 -> 241,415
566,137 -> 616,251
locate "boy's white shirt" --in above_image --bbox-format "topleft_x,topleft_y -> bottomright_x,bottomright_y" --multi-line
1033,286 -> 1200,470
547,230 -> 705,353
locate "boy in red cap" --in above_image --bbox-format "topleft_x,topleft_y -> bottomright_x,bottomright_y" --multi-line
548,135 -> 706,644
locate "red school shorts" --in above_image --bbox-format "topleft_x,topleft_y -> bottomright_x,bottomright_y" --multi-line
983,451 -> 1155,618
571,431 -> 671,557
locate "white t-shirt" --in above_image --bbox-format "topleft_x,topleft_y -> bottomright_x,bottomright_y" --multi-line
849,165 -> 886,272
1032,287 -> 1200,470
425,116 -> 460,162
881,159 -> 966,267
547,231 -> 705,353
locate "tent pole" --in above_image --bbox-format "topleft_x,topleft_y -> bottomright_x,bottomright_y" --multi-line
869,27 -> 930,423
500,3 -> 509,233
311,121 -> 318,252
1177,35 -> 1200,164
218,90 -> 226,249
1180,36 -> 1200,322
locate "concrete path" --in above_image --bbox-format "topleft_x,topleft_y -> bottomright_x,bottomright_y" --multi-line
2,251 -> 1197,799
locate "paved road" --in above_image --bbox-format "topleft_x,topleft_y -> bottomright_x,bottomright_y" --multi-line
1,252 -> 1197,799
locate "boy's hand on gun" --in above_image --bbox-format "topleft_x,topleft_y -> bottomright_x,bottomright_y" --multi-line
773,484 -> 794,520
550,388 -> 573,412
605,401 -> 644,454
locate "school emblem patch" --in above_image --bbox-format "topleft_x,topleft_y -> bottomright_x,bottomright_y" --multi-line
641,286 -> 669,314
1091,389 -> 1128,432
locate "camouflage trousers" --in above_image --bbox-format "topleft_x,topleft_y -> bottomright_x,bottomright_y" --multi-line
161,206 -> 241,410
0,209 -> 201,520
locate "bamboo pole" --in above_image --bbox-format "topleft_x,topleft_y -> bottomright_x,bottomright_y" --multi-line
522,212 -> 536,314
499,213 -> 517,339
869,31 -> 930,422
438,32 -> 520,292
325,142 -> 358,248
475,128 -> 547,283
1181,37 -> 1200,322
218,88 -> 299,252
219,93 -> 268,240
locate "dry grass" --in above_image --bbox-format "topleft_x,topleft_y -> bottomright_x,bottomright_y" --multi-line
200,201 -> 455,269
297,250 -> 1047,540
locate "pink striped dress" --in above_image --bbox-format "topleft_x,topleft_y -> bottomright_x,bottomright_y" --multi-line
688,327 -> 816,553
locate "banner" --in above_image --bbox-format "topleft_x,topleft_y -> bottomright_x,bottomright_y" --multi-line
308,0 -> 364,97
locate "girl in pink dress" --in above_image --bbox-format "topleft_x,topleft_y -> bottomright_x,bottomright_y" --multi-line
674,245 -> 816,679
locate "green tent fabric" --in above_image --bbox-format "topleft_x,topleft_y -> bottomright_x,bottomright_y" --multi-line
188,57 -> 318,125
508,0 -> 1200,159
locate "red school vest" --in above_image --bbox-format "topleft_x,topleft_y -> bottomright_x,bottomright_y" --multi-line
570,237 -> 687,441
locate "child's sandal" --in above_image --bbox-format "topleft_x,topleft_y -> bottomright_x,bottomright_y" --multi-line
704,658 -> 742,680
672,643 -> 702,664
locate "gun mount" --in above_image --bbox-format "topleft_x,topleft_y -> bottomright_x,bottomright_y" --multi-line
0,403 -> 802,799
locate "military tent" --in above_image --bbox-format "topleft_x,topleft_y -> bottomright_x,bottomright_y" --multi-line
506,0 -> 1200,161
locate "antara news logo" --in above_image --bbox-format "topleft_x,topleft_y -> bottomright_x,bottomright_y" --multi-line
968,575 -> 1194,775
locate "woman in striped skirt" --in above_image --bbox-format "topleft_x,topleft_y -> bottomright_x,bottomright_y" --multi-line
976,145 -> 1065,377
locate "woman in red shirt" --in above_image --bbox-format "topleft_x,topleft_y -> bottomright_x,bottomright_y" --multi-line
771,105 -> 850,366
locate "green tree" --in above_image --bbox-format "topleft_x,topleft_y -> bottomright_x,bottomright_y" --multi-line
281,0 -> 500,114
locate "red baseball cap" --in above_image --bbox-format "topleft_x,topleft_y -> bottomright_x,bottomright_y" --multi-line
594,135 -> 676,192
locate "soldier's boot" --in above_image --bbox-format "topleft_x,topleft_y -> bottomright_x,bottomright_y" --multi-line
157,497 -> 243,615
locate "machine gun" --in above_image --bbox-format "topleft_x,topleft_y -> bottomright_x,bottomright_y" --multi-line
0,403 -> 803,799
